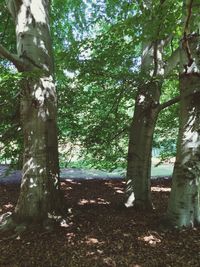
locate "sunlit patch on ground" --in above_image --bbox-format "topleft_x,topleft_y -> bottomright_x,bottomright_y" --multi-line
61,180 -> 81,186
65,232 -> 76,244
78,198 -> 110,206
84,236 -> 105,245
105,181 -> 125,194
113,186 -> 124,194
60,219 -> 73,229
3,202 -> 14,210
1,179 -> 200,267
138,232 -> 162,247
151,186 -> 171,192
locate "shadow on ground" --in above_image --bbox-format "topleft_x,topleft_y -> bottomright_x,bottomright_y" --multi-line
0,179 -> 199,267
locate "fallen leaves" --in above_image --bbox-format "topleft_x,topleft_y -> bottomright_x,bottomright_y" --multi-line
0,179 -> 200,267
138,232 -> 162,247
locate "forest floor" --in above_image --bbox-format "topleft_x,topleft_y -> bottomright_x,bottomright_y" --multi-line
0,178 -> 200,267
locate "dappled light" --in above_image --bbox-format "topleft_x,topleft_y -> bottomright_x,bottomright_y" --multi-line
61,180 -> 81,185
1,0 -> 200,265
151,186 -> 171,192
1,179 -> 200,266
138,232 -> 162,247
105,181 -> 125,194
85,236 -> 104,245
2,202 -> 14,210
65,232 -> 76,244
78,197 -> 110,206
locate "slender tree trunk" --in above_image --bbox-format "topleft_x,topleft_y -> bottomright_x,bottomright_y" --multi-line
6,0 -> 63,223
126,81 -> 161,209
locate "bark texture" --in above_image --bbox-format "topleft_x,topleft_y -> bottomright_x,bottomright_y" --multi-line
6,0 -> 63,223
126,81 -> 161,209
166,0 -> 200,228
124,0 -> 173,210
167,74 -> 200,227
125,33 -> 164,209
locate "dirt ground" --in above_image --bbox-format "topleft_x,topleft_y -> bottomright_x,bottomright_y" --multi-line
0,179 -> 200,267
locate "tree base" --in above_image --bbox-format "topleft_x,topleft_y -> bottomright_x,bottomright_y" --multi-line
125,194 -> 153,211
0,210 -> 68,238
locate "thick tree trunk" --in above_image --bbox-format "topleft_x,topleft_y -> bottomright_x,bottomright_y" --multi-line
6,0 -> 63,223
125,81 -> 161,209
166,73 -> 200,227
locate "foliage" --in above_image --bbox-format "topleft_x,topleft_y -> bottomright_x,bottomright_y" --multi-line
0,68 -> 23,167
154,78 -> 179,161
0,1 -> 22,167
53,0 -> 182,169
0,0 -> 184,170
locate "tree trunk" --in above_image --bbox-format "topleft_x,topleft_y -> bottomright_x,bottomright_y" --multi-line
166,73 -> 200,227
125,24 -> 165,209
7,0 -> 63,223
125,81 -> 161,209
165,0 -> 200,227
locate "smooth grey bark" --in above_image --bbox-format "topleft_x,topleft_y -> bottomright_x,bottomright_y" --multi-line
0,0 -> 64,225
124,0 -> 180,210
126,80 -> 161,209
125,0 -> 182,209
125,29 -> 166,209
166,34 -> 200,228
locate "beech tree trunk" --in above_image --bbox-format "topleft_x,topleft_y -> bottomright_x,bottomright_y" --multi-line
166,0 -> 200,228
125,24 -> 165,208
6,0 -> 63,223
167,73 -> 200,227
126,81 -> 161,209
124,0 -> 174,210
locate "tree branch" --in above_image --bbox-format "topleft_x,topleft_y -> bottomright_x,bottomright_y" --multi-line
0,44 -> 24,70
107,126 -> 129,143
164,47 -> 180,77
159,95 -> 180,111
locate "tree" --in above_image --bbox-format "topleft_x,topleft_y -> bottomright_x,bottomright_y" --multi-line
53,0 -> 181,177
166,0 -> 200,228
125,0 -> 181,209
0,0 -> 64,230
0,0 -> 182,173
